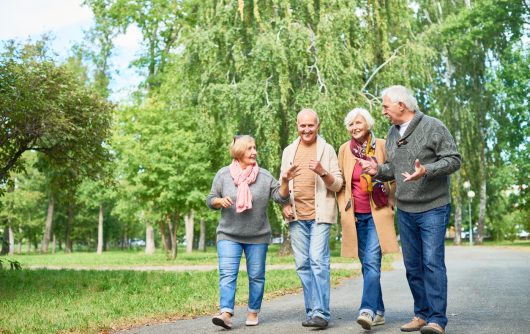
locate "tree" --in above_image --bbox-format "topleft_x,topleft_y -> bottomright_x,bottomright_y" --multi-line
0,40 -> 114,191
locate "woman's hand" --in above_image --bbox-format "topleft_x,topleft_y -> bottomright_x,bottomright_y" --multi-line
214,196 -> 233,209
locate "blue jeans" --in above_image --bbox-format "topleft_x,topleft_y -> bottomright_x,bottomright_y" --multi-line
217,240 -> 268,315
355,213 -> 384,318
397,204 -> 451,328
289,220 -> 331,321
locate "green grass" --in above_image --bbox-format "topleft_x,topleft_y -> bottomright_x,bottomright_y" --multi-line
0,245 -> 398,333
0,268 -> 355,334
7,245 -> 358,268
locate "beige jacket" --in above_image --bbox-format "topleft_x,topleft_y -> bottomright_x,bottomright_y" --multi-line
337,138 -> 400,258
280,136 -> 343,224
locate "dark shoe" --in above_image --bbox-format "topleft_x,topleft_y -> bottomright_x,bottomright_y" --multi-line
356,312 -> 373,330
212,314 -> 232,329
304,316 -> 328,329
401,316 -> 426,332
420,323 -> 445,334
302,319 -> 312,327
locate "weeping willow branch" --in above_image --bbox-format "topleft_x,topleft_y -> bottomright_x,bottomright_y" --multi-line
264,75 -> 273,107
361,45 -> 404,93
307,25 -> 327,94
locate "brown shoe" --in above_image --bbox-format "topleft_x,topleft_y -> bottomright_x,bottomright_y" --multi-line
420,323 -> 445,334
400,316 -> 427,332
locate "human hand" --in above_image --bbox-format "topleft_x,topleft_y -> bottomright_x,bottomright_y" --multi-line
359,157 -> 378,176
216,196 -> 233,208
281,164 -> 300,182
402,159 -> 427,181
309,159 -> 326,176
282,204 -> 295,220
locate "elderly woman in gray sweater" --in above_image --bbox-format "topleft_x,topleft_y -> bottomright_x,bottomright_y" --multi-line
207,135 -> 298,329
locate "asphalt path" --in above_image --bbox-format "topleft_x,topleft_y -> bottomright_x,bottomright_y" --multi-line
118,246 -> 530,334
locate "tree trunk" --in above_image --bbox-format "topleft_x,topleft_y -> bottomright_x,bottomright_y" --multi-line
160,217 -> 170,252
145,223 -> 156,255
97,203 -> 104,255
52,234 -> 56,254
26,237 -> 31,254
8,225 -> 14,255
167,212 -> 179,259
0,226 -> 8,255
476,177 -> 487,244
453,171 -> 462,245
198,217 -> 206,251
41,194 -> 55,253
65,205 -> 74,253
278,233 -> 292,256
453,198 -> 462,245
185,210 -> 195,253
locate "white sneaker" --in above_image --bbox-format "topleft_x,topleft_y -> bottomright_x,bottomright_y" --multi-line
357,312 -> 373,330
373,314 -> 385,326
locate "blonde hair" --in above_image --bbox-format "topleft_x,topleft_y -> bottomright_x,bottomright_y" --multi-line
230,135 -> 255,160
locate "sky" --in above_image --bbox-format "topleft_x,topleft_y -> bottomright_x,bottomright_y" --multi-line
0,0 -> 142,101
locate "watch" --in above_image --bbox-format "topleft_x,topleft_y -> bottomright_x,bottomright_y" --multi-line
320,171 -> 328,177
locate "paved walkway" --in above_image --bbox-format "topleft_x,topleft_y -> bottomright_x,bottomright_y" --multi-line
118,246 -> 530,334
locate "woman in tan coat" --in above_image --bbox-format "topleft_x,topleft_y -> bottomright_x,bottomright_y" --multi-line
337,108 -> 399,331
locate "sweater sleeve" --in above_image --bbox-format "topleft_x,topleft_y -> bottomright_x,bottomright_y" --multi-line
376,138 -> 395,181
206,169 -> 223,210
423,124 -> 462,179
270,176 -> 290,204
326,144 -> 344,192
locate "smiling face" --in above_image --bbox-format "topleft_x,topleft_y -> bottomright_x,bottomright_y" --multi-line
238,139 -> 257,169
297,111 -> 319,145
348,114 -> 370,143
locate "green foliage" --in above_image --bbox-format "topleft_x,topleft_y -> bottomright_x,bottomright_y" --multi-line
0,40 -> 114,189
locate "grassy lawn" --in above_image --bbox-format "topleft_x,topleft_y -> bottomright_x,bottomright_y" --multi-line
6,245 -> 359,268
0,268 -> 356,334
0,246 -> 399,333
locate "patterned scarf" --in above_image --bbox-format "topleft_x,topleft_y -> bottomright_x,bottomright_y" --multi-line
350,132 -> 376,193
349,132 -> 389,208
229,159 -> 259,213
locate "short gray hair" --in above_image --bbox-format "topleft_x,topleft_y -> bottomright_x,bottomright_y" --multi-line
344,108 -> 375,130
297,108 -> 320,125
381,85 -> 419,112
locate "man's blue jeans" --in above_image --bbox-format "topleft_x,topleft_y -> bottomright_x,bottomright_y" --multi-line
355,213 -> 384,318
289,220 -> 331,321
217,240 -> 268,315
397,204 -> 451,328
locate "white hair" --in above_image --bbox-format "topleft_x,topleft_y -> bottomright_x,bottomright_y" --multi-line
297,108 -> 320,125
344,108 -> 375,130
381,85 -> 419,112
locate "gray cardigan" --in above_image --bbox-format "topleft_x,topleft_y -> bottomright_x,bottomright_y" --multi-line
206,166 -> 289,244
377,111 -> 461,212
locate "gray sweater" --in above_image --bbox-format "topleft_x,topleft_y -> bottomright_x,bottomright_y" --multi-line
377,111 -> 461,212
206,166 -> 289,244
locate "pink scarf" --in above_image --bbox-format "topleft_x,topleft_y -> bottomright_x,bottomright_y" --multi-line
229,159 -> 259,213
